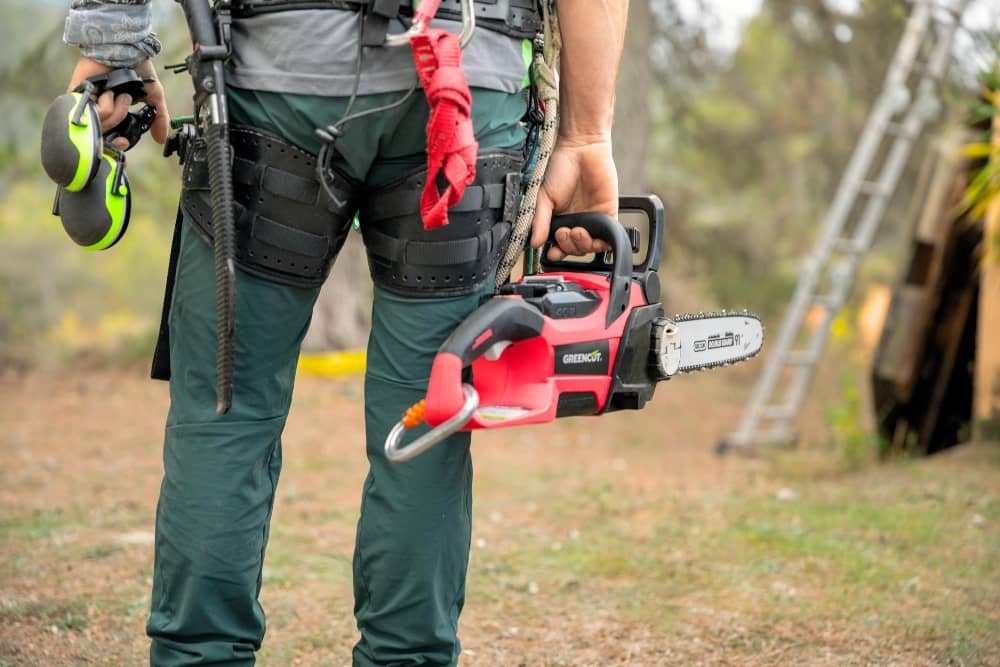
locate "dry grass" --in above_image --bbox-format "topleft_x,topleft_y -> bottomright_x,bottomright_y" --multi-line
0,366 -> 997,666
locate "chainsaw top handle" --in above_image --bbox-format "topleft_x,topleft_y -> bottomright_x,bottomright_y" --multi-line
548,211 -> 634,328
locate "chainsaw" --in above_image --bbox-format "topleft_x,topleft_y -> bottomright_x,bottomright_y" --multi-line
385,195 -> 764,462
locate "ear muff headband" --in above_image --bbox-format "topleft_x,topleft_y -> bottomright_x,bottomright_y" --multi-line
67,92 -> 102,192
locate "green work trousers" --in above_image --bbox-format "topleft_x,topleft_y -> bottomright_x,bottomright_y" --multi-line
145,87 -> 527,666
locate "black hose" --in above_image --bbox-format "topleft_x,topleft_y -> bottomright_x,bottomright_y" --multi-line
205,122 -> 236,415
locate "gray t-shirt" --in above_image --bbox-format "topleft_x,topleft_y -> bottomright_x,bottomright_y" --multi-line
227,10 -> 530,96
64,2 -> 530,96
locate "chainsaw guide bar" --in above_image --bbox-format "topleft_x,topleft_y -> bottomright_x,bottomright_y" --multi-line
662,310 -> 765,376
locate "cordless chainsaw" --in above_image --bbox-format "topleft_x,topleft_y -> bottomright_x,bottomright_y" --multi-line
385,195 -> 764,462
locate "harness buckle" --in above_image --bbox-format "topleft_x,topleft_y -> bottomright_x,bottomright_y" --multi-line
384,0 -> 476,48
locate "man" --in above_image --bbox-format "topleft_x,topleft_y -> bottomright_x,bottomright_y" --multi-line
62,0 -> 628,664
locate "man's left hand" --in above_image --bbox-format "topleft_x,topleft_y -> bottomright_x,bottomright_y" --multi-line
530,137 -> 619,261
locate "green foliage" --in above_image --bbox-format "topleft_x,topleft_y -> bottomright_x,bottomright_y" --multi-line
960,66 -> 1000,264
825,368 -> 878,470
0,180 -> 170,365
647,2 -> 919,317
0,7 -> 191,368
464,442 -> 1000,664
0,599 -> 89,633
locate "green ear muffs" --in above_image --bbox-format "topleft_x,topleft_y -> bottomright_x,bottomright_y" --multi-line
40,89 -> 102,192
55,151 -> 131,251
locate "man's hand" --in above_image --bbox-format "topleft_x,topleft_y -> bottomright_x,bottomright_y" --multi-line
67,56 -> 171,150
531,137 -> 619,261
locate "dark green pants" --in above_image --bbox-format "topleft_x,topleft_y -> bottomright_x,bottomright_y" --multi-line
145,88 -> 527,666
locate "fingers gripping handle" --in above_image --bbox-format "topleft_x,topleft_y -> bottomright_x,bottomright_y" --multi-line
549,212 -> 633,328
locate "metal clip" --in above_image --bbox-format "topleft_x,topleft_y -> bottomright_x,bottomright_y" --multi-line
385,0 -> 476,48
384,384 -> 479,463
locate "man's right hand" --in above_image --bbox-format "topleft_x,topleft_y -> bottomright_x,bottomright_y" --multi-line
67,56 -> 171,151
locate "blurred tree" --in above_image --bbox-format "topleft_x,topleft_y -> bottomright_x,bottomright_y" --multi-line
302,234 -> 372,353
613,0 -> 655,193
645,0 -> 916,315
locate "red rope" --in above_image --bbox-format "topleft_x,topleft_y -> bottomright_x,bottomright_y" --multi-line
409,0 -> 478,230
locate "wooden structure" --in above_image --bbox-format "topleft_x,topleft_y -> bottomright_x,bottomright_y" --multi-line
872,129 -> 982,454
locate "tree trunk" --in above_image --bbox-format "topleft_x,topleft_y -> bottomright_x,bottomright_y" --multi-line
612,0 -> 654,195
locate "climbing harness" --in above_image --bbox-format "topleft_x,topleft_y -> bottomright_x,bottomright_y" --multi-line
316,0 -> 480,231
358,151 -> 522,297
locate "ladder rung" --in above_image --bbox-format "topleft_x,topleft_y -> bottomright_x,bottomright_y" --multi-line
759,404 -> 797,421
719,427 -> 793,452
811,294 -> 839,309
785,350 -> 818,366
721,0 -> 968,454
910,60 -> 945,79
885,121 -> 917,139
833,238 -> 865,255
858,180 -> 891,197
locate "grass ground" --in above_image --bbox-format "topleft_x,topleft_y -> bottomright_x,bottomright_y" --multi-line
0,366 -> 997,666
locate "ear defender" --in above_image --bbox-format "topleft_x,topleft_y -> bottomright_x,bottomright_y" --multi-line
54,150 -> 132,251
41,70 -> 150,252
40,86 -> 103,193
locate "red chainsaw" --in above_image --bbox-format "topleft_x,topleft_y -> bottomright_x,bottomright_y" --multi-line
385,195 -> 764,462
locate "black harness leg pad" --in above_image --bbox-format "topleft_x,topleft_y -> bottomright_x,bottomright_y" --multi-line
181,126 -> 362,288
150,206 -> 185,381
360,151 -> 523,298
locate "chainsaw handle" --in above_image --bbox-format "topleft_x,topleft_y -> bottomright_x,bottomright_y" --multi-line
424,299 -> 541,429
439,297 -> 545,367
549,212 -> 633,327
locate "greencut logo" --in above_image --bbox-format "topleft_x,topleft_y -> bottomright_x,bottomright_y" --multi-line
555,341 -> 611,375
562,349 -> 604,365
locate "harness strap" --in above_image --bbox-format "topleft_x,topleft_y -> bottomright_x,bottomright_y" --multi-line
409,0 -> 478,230
226,0 -> 543,39
367,182 -> 505,220
365,223 -> 508,266
228,0 -> 366,16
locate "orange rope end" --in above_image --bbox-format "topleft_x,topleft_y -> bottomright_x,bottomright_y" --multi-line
402,400 -> 427,429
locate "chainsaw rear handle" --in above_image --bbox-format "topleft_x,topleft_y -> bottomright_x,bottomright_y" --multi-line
424,298 -> 543,427
548,211 -> 633,327
439,297 -> 545,366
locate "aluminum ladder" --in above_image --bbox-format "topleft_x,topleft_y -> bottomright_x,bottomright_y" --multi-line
719,0 -> 971,452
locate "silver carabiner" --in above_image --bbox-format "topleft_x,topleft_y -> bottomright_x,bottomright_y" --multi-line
384,384 -> 479,463
384,0 -> 477,48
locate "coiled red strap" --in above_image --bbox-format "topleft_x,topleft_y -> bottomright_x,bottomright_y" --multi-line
410,0 -> 478,230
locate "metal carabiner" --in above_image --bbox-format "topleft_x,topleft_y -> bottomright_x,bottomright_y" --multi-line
384,384 -> 479,463
384,0 -> 477,48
